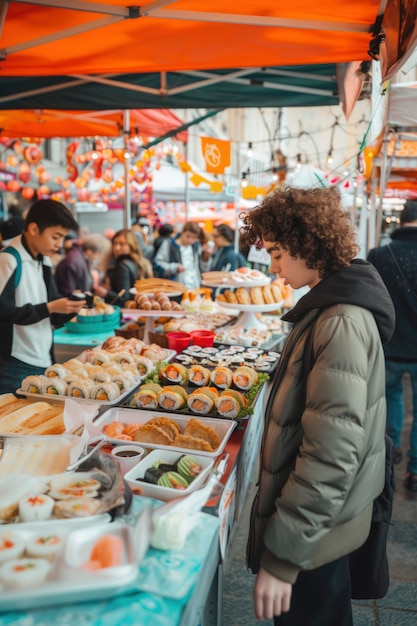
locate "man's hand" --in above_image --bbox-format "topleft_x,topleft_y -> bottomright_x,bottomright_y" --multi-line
253,567 -> 292,620
47,298 -> 86,315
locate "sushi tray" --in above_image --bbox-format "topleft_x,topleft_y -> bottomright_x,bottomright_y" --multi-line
119,360 -> 269,421
0,448 -> 126,525
0,507 -> 152,612
125,449 -> 214,501
0,394 -> 98,437
86,408 -> 237,459
174,344 -> 280,373
16,378 -> 142,408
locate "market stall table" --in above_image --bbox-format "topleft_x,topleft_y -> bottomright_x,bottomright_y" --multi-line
0,498 -> 220,626
53,327 -> 116,362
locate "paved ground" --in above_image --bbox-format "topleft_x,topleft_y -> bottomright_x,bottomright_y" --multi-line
222,375 -> 417,625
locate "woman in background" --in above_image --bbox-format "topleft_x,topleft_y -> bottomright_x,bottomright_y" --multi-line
209,223 -> 247,272
93,228 -> 153,306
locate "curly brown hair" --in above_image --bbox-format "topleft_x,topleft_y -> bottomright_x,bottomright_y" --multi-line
240,186 -> 359,276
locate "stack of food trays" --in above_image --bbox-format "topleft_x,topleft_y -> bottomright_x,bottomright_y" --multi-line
17,336 -> 171,405
122,358 -> 270,420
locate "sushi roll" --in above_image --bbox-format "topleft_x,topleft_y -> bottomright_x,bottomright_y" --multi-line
53,497 -> 101,519
20,374 -> 48,394
62,359 -> 88,378
187,386 -> 219,414
216,389 -> 247,418
18,494 -> 55,523
0,532 -> 25,564
88,368 -> 112,383
232,365 -> 258,390
26,534 -> 64,562
158,362 -> 188,385
134,356 -> 155,378
111,371 -> 136,392
177,455 -> 203,483
44,377 -> 68,396
210,366 -> 233,389
92,382 -> 121,402
89,350 -> 111,366
130,383 -> 162,409
67,377 -> 96,399
44,364 -> 69,379
188,365 -> 211,387
0,558 -> 51,588
110,351 -> 136,366
158,385 -> 188,411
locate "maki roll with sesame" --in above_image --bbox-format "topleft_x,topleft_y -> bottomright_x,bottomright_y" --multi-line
67,377 -> 96,399
92,381 -> 121,402
21,374 -> 48,394
44,378 -> 68,396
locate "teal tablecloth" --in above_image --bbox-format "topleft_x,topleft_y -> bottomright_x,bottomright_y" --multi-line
0,498 -> 220,626
54,326 -> 113,347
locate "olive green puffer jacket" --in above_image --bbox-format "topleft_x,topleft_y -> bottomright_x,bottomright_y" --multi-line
247,303 -> 388,584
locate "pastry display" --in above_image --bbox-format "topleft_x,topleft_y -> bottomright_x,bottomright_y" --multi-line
133,278 -> 186,294
125,291 -> 184,312
217,284 -> 283,306
101,415 -> 221,453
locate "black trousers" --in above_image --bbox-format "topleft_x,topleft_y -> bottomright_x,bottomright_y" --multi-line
274,556 -> 353,626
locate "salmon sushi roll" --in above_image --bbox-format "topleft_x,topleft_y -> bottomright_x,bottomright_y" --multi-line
216,389 -> 247,418
131,383 -> 162,409
232,365 -> 258,390
44,364 -> 69,379
187,386 -> 219,414
158,363 -> 188,385
210,366 -> 233,389
134,356 -> 154,378
188,365 -> 211,387
158,385 -> 188,411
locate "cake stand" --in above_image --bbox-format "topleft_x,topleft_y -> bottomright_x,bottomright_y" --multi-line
215,300 -> 283,330
121,309 -> 185,343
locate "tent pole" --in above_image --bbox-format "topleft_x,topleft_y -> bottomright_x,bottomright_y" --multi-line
184,140 -> 189,222
123,109 -> 130,229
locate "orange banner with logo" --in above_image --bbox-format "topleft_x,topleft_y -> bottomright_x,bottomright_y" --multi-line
201,137 -> 231,174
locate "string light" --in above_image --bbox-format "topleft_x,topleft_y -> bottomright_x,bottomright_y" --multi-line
296,153 -> 302,169
272,167 -> 278,182
247,142 -> 253,158
327,149 -> 333,165
241,172 -> 248,187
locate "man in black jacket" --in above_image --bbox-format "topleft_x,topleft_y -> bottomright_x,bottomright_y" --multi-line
368,200 -> 417,492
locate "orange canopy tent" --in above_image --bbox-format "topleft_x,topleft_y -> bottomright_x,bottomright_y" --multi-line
0,1 -> 383,77
0,108 -> 188,141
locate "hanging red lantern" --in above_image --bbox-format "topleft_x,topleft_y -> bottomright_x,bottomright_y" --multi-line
38,171 -> 50,184
21,187 -> 35,200
66,163 -> 78,182
7,180 -> 21,192
66,141 -> 79,164
22,145 -> 43,165
18,162 -> 31,183
38,185 -> 50,196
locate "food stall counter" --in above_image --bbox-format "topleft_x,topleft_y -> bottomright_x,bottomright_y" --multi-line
0,497 -> 221,626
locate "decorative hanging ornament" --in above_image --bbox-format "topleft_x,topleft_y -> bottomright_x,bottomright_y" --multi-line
22,145 -> 43,165
21,187 -> 35,200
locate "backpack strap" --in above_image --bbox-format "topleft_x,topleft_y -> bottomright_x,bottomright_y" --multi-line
2,246 -> 22,289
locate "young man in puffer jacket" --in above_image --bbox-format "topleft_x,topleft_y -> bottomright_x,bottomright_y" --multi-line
241,186 -> 395,626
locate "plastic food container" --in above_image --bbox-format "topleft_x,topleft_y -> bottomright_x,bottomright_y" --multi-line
111,444 -> 145,475
190,330 -> 216,348
166,331 -> 192,351
125,449 -> 214,501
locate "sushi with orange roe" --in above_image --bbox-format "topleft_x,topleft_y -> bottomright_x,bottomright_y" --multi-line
18,494 -> 54,522
232,365 -> 258,390
187,386 -> 219,414
158,385 -> 188,411
130,383 -> 162,409
210,366 -> 233,389
215,389 -> 247,418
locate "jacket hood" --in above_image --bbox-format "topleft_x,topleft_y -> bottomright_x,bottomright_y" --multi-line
282,259 -> 395,344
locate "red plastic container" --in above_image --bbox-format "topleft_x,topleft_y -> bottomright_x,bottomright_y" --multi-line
166,331 -> 192,351
190,329 -> 216,348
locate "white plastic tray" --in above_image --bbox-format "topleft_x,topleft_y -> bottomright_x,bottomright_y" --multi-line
125,449 -> 214,501
16,378 -> 141,407
87,408 -> 236,458
0,512 -> 151,612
